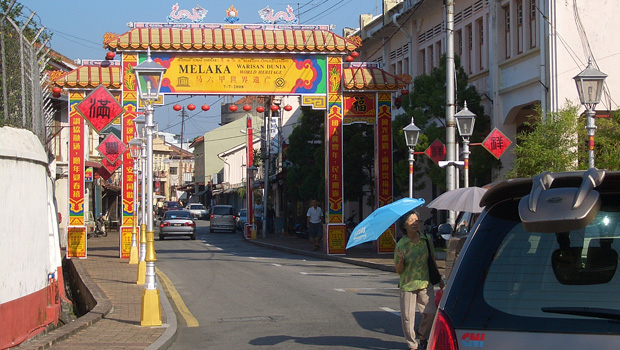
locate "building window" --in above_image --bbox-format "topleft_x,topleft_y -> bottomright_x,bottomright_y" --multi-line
466,24 -> 473,74
517,1 -> 524,54
504,5 -> 511,59
456,29 -> 463,58
170,167 -> 178,175
478,19 -> 484,70
530,0 -> 537,48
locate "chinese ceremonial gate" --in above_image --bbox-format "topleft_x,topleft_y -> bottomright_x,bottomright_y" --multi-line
55,22 -> 406,256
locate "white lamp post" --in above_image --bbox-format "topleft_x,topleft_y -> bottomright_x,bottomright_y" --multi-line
128,137 -> 142,265
455,101 -> 476,188
403,118 -> 421,198
573,60 -> 607,169
133,49 -> 166,327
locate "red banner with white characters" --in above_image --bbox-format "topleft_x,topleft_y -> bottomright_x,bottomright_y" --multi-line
68,92 -> 85,227
376,93 -> 395,253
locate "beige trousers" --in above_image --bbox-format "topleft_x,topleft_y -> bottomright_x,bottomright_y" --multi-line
400,285 -> 436,349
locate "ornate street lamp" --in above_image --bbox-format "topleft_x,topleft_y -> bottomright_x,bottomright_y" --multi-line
573,60 -> 607,169
128,137 -> 142,265
133,48 -> 166,327
455,101 -> 476,188
403,118 -> 421,198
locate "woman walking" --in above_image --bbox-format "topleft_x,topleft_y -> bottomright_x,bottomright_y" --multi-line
394,211 -> 444,350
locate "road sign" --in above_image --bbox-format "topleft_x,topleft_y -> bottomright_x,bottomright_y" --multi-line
76,85 -> 123,133
97,133 -> 127,163
482,128 -> 512,159
425,139 -> 446,165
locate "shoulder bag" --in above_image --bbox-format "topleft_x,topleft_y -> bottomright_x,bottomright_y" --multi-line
425,234 -> 442,285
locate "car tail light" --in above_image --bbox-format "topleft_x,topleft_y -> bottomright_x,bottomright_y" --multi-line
160,222 -> 170,227
427,309 -> 458,350
232,215 -> 236,219
210,214 -> 214,219
186,221 -> 195,227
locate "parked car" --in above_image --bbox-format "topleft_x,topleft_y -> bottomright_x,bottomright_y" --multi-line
429,169 -> 620,350
186,203 -> 208,220
159,210 -> 196,240
236,208 -> 247,230
210,205 -> 236,233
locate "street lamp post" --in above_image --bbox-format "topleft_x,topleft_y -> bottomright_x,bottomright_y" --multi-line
573,60 -> 607,169
403,118 -> 421,198
455,102 -> 476,188
133,49 -> 167,327
128,137 -> 142,264
137,131 -> 147,285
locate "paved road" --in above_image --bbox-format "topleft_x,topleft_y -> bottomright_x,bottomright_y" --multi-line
155,220 -> 408,350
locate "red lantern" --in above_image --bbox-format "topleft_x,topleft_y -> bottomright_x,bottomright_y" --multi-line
52,87 -> 61,94
270,105 -> 279,112
173,104 -> 182,111
350,51 -> 360,58
187,104 -> 196,111
283,105 -> 293,111
256,106 -> 265,113
201,104 -> 210,111
229,105 -> 238,112
401,89 -> 409,95
105,51 -> 115,60
242,104 -> 252,111
345,55 -> 354,62
52,92 -> 61,98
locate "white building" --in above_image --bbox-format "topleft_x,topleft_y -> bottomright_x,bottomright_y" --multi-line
354,0 -> 619,178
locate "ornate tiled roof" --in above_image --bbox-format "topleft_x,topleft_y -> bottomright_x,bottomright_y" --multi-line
54,65 -> 122,89
105,27 -> 358,53
343,66 -> 408,91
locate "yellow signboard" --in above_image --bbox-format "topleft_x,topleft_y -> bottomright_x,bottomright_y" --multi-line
154,53 -> 327,95
120,226 -> 133,259
67,226 -> 87,259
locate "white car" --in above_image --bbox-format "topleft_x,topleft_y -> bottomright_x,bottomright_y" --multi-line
185,203 -> 208,220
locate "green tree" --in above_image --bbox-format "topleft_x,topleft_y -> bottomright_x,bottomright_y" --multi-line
393,55 -> 498,197
507,104 -> 620,178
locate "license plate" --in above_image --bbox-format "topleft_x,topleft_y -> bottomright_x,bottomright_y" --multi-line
173,223 -> 182,226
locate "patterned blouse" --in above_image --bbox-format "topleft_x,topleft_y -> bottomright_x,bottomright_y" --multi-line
394,234 -> 435,291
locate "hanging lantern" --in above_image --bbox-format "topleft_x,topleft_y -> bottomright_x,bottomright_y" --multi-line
256,106 -> 265,113
270,105 -> 279,111
229,105 -> 238,112
201,104 -> 210,111
243,104 -> 252,111
345,55 -> 354,62
52,92 -> 61,98
350,51 -> 360,58
105,51 -> 115,60
283,105 -> 293,111
173,104 -> 182,111
187,104 -> 196,111
52,87 -> 62,94
401,89 -> 409,95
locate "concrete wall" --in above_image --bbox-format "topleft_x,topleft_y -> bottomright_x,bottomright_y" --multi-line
0,126 -> 62,346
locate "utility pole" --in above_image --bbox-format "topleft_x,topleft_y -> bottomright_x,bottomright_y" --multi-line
445,0 -> 456,225
178,107 -> 186,193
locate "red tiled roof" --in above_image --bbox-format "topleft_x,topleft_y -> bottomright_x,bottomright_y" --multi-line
54,65 -> 122,89
343,66 -> 408,91
106,27 -> 358,53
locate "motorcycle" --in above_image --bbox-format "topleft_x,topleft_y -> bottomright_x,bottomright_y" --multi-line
93,216 -> 108,237
294,219 -> 309,239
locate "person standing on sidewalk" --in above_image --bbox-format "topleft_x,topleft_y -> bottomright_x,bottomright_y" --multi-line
306,199 -> 324,251
394,211 -> 444,350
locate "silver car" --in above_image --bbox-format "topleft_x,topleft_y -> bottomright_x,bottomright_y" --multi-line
159,210 -> 196,240
209,205 -> 235,233
429,169 -> 620,349
186,203 -> 208,220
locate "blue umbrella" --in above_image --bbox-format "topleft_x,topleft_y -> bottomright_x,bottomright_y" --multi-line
346,197 -> 425,249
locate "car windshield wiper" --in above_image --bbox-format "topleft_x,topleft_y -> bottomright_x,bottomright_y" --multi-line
542,307 -> 620,321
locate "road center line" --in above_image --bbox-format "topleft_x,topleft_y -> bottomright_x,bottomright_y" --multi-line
156,267 -> 199,328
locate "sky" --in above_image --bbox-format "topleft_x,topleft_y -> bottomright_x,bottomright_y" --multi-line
17,0 -> 382,141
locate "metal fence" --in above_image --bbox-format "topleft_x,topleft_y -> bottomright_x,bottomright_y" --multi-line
0,2 -> 53,145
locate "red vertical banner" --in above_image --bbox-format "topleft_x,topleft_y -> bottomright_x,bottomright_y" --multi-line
326,56 -> 345,255
68,92 -> 87,259
376,93 -> 395,253
121,53 -> 138,258
246,116 -> 254,239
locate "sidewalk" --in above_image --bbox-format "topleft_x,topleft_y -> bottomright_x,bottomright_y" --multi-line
17,231 -> 444,350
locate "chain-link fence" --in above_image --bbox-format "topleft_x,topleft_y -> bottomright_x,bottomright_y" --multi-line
0,2 -> 52,146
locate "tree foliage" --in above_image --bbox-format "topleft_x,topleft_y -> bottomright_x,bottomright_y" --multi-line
393,55 -> 499,197
507,103 -> 620,178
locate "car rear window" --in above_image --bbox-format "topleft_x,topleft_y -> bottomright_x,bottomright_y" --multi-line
445,197 -> 620,334
167,202 -> 181,208
164,211 -> 190,219
213,206 -> 233,215
189,204 -> 204,210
